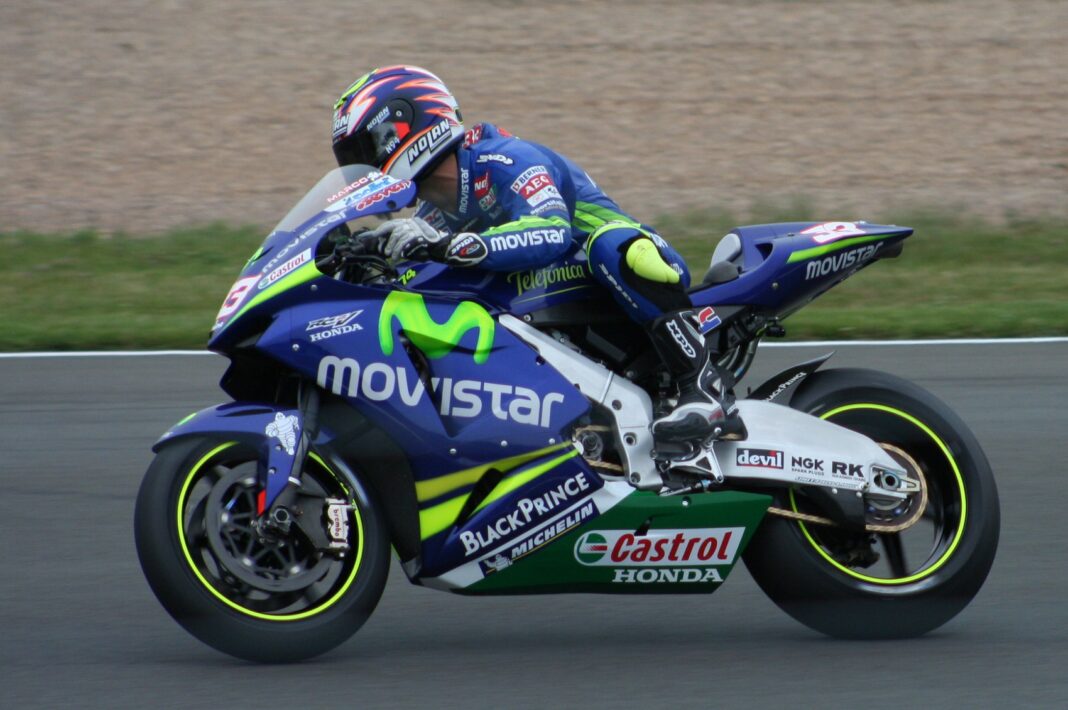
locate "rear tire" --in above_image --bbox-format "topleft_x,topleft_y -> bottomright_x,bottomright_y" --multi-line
742,368 -> 999,639
135,436 -> 390,661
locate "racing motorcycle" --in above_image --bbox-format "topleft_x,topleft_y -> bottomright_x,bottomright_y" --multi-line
134,165 -> 1000,661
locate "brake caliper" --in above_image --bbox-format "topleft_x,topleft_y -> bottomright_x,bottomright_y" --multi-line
325,498 -> 351,551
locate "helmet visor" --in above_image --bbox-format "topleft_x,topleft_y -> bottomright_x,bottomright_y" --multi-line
332,99 -> 413,170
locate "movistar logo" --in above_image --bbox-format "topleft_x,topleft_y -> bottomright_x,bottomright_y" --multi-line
378,291 -> 495,363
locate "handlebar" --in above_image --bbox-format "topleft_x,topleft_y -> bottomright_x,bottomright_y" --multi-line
315,227 -> 395,284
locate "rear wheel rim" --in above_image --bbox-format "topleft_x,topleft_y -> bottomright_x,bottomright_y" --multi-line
790,403 -> 968,586
176,442 -> 366,620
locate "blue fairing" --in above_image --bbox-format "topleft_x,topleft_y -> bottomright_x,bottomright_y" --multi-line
155,402 -> 309,511
689,221 -> 913,314
392,245 -> 606,315
192,162 -> 914,586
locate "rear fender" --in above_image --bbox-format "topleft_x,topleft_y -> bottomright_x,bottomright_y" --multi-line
747,352 -> 835,402
155,402 -> 304,512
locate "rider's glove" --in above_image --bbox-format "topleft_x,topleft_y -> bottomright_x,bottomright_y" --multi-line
367,217 -> 488,266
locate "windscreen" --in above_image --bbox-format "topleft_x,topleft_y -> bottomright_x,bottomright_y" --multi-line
272,164 -> 402,233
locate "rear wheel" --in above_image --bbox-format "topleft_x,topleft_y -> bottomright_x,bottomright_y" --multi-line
742,368 -> 999,638
135,436 -> 389,661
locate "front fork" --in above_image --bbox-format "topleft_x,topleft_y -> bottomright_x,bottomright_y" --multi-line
257,384 -> 349,553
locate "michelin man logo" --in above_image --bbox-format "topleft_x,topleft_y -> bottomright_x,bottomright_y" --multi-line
484,554 -> 512,572
265,413 -> 300,455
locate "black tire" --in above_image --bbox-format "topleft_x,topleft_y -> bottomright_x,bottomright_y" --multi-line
134,436 -> 390,662
742,368 -> 999,639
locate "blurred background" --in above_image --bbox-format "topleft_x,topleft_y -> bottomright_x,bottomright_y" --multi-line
1,0 -> 1064,346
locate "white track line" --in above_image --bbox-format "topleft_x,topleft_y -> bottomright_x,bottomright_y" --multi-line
0,337 -> 1066,358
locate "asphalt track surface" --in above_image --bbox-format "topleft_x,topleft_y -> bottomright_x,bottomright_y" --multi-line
2,343 -> 1066,709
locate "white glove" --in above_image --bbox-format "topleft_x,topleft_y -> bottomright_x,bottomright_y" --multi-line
368,217 -> 448,261
367,217 -> 489,266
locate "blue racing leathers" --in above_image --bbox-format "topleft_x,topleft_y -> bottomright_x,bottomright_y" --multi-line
416,123 -> 692,324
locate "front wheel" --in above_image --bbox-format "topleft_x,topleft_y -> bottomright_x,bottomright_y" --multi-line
134,436 -> 390,661
742,368 -> 999,639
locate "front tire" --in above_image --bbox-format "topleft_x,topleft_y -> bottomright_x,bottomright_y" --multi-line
743,368 -> 999,639
135,436 -> 390,661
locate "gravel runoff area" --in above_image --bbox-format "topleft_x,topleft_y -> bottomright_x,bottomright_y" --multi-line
2,0 -> 1065,234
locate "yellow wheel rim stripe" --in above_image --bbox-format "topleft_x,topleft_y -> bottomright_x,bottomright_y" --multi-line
792,403 -> 968,585
176,443 -> 365,621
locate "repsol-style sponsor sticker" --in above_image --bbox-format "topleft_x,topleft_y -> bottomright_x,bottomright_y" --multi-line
574,528 -> 743,566
259,248 -> 311,290
460,473 -> 593,555
479,500 -> 596,574
735,448 -> 784,469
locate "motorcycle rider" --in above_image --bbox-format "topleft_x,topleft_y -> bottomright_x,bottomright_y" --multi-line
330,65 -> 744,443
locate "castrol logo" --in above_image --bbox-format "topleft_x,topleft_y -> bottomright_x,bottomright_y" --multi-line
573,528 -> 744,566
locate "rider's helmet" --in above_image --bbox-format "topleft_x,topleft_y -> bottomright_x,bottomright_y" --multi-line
331,66 -> 465,182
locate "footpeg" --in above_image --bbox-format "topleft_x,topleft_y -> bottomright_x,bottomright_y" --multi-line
661,443 -> 724,483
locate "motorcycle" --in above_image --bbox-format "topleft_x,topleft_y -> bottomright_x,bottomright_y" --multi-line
135,165 -> 1000,661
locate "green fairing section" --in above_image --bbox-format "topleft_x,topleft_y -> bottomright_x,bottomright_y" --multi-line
378,291 -> 495,364
245,246 -> 266,267
786,233 -> 895,263
465,490 -> 772,595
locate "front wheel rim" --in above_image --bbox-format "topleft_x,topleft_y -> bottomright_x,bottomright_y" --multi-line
791,403 -> 968,586
176,442 -> 366,621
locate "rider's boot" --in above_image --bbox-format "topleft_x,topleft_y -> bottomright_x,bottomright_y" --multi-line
648,310 -> 747,443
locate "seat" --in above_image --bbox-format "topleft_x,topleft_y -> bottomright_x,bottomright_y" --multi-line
702,232 -> 742,285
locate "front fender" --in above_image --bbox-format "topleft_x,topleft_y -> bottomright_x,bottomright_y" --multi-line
156,402 -> 304,511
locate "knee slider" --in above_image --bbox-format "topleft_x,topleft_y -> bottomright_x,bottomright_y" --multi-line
624,238 -> 681,285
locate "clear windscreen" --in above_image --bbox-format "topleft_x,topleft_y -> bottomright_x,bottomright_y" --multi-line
272,164 -> 408,233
